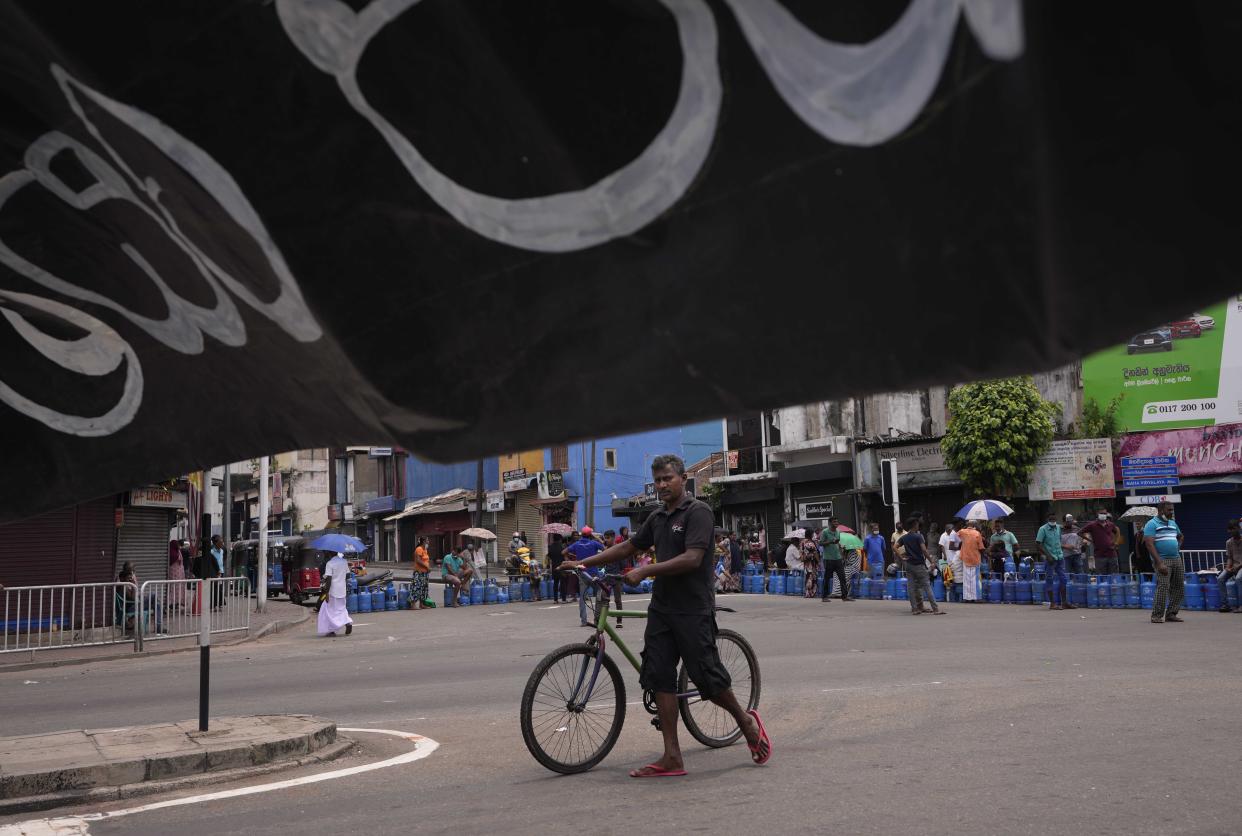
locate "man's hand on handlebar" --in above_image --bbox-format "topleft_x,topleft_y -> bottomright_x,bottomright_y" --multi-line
559,560 -> 582,573
622,567 -> 647,587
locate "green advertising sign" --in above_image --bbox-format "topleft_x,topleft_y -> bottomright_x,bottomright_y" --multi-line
1082,296 -> 1242,432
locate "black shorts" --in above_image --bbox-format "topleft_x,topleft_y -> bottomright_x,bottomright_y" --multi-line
639,608 -> 731,699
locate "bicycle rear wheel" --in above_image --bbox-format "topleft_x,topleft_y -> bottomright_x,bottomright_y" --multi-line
520,643 -> 626,774
678,628 -> 761,748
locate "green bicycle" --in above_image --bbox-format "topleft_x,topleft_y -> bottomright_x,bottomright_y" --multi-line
520,568 -> 761,774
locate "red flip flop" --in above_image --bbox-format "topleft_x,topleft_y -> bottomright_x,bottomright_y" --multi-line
629,763 -> 687,778
746,709 -> 772,765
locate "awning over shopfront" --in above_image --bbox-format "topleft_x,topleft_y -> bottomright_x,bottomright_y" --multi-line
383,489 -> 473,522
776,461 -> 852,485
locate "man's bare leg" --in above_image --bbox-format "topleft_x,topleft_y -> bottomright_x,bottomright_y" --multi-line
629,692 -> 684,776
709,688 -> 768,759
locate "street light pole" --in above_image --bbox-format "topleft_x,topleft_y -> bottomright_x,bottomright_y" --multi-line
258,456 -> 269,612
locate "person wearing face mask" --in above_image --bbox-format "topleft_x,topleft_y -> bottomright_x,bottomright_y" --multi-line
1143,502 -> 1185,623
1215,519 -> 1242,614
1079,507 -> 1120,575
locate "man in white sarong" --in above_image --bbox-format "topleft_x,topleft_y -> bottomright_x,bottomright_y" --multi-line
318,552 -> 353,636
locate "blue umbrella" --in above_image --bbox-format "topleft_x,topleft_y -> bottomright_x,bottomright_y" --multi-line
954,499 -> 1015,521
307,533 -> 368,553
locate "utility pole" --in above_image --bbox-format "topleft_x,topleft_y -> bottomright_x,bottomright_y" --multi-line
474,459 -> 484,529
221,463 -> 231,572
258,455 -> 269,612
199,508 -> 212,731
587,440 -> 597,528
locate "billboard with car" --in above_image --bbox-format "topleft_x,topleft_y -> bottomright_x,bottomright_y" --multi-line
1081,296 -> 1242,431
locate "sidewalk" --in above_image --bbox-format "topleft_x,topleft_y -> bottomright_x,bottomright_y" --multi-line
0,715 -> 343,813
0,599 -> 311,673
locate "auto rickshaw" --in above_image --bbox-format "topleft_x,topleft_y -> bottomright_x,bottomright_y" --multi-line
233,537 -> 286,599
284,536 -> 323,606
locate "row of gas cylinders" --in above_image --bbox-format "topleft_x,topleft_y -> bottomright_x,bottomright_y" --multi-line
739,565 -> 1238,609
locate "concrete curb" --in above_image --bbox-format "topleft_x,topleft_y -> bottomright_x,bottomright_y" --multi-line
0,606 -> 313,674
0,735 -> 355,816
0,715 -> 336,811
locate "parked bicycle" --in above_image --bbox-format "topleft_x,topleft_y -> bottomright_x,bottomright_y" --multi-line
520,567 -> 761,774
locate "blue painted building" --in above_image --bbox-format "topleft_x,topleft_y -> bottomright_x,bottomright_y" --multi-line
404,457 -> 499,501
556,421 -> 723,534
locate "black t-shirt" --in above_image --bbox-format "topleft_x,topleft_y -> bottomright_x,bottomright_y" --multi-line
728,540 -> 744,573
631,494 -> 716,614
547,541 -> 564,567
898,532 -> 927,565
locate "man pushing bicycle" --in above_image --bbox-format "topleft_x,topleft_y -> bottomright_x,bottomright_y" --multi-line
560,454 -> 771,777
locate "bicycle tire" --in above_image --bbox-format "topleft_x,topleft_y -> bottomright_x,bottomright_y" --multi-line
678,628 -> 761,748
520,643 -> 626,774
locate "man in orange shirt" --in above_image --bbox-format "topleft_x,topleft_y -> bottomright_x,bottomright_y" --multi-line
957,519 -> 984,603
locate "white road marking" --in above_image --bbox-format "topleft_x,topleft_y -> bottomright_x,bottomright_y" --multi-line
821,681 -> 943,693
0,728 -> 439,836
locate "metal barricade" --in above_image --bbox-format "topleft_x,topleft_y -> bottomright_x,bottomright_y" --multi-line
1,582 -> 139,655
1179,550 -> 1227,574
139,577 -> 250,648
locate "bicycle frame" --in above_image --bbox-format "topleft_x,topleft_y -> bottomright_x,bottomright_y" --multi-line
565,570 -> 701,709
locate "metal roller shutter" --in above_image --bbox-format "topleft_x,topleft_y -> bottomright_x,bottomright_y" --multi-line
516,489 -> 545,562
117,507 -> 174,584
74,497 -> 118,583
1174,490 -> 1241,550
0,507 -> 75,587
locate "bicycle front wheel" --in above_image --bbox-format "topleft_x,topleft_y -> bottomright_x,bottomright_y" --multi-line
520,643 -> 626,774
678,628 -> 761,748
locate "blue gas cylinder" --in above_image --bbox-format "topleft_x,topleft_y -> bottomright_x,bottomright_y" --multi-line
1086,581 -> 1099,609
979,573 -> 990,602
485,581 -> 499,604
459,588 -> 471,606
1015,577 -> 1031,604
896,576 -> 908,601
358,588 -> 373,612
443,584 -> 456,607
1185,576 -> 1204,610
468,581 -> 482,605
860,576 -> 872,600
750,573 -> 762,594
884,577 -> 896,600
933,575 -> 946,601
1227,578 -> 1239,610
385,580 -> 396,602
1030,577 -> 1045,605
385,587 -> 398,610
520,578 -> 531,601
1004,558 -> 1016,576
346,592 -> 358,613
1204,577 -> 1220,610
1110,578 -> 1126,609
786,570 -> 803,596
1069,575 -> 1085,607
816,571 -> 826,598
1140,574 -> 1156,609
640,578 -> 653,592
851,574 -> 862,598
987,576 -> 1002,603
498,584 -> 510,604
397,586 -> 409,609
1003,576 -> 1017,603
1125,576 -> 1140,608
872,576 -> 885,599
368,588 -> 382,611
1096,577 -> 1110,609
347,573 -> 358,594
768,572 -> 784,595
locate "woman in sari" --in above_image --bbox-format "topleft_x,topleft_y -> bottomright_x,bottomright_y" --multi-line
801,530 -> 822,598
167,540 -> 187,609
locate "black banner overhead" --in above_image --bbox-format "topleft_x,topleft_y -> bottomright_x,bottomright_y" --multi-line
1,1 -> 1239,522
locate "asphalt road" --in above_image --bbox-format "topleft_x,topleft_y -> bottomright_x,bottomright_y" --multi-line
2,592 -> 1240,835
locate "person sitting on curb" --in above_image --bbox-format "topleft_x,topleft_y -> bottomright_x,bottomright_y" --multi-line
442,546 -> 472,606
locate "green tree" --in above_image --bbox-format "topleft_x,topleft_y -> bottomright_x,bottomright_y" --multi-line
1074,394 -> 1123,440
942,377 -> 1059,496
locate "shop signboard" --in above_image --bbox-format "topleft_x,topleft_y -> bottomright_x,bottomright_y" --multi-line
129,485 -> 187,509
1028,438 -> 1115,501
797,499 -> 834,521
485,491 -> 505,512
885,441 -> 946,473
502,467 -> 531,492
1082,296 -> 1242,431
1116,422 -> 1242,479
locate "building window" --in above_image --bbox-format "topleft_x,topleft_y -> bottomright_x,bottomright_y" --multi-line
603,448 -> 617,470
551,444 -> 569,471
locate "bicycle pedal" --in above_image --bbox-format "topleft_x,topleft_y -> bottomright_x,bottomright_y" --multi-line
650,717 -> 662,731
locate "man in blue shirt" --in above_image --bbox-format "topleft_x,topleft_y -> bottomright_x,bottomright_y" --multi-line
1144,501 -> 1185,623
564,526 -> 605,626
863,523 -> 887,579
